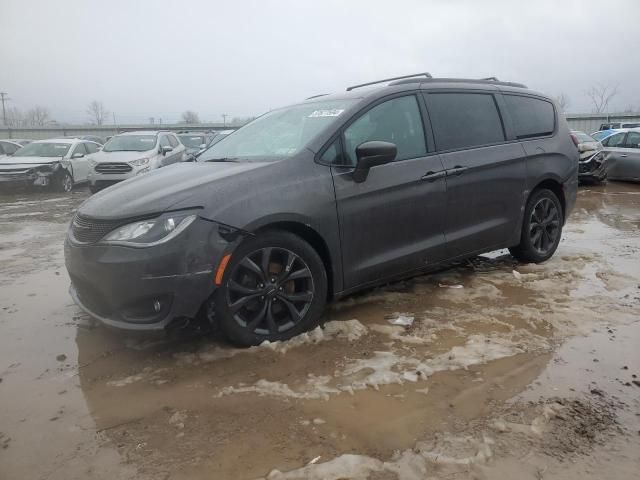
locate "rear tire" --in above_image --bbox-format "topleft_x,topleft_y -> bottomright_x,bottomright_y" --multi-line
213,230 -> 327,347
509,188 -> 563,263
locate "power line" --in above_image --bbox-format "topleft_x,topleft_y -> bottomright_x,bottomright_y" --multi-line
0,92 -> 10,126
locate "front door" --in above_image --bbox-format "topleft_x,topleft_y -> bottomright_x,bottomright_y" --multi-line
423,91 -> 527,258
607,131 -> 640,180
70,143 -> 89,181
331,94 -> 447,289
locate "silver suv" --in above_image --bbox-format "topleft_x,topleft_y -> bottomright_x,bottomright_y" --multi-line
88,131 -> 186,193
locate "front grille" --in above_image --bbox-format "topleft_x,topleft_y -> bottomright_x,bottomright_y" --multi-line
95,162 -> 133,174
71,214 -> 123,244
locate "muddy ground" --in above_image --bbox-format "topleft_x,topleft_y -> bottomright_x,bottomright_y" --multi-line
0,182 -> 639,480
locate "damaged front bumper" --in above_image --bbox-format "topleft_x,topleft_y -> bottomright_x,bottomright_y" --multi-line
578,150 -> 612,182
0,162 -> 61,187
64,216 -> 236,331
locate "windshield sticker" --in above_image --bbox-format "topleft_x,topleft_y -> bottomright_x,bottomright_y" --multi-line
308,109 -> 345,118
139,138 -> 155,142
53,145 -> 68,149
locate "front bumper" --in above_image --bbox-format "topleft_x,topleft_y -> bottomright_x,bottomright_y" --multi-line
578,151 -> 612,182
64,217 -> 232,331
88,167 -> 148,186
0,170 -> 52,187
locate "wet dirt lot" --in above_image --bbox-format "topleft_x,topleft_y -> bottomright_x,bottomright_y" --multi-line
0,183 -> 639,480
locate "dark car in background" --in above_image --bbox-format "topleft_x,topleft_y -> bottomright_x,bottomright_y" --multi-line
65,74 -> 578,346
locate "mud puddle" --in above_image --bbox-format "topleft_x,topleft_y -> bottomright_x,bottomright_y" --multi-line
0,182 -> 639,479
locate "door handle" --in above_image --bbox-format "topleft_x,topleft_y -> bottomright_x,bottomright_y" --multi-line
447,166 -> 468,176
620,154 -> 628,157
421,170 -> 447,182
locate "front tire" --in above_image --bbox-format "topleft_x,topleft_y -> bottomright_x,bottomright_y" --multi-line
509,188 -> 563,263
53,171 -> 73,193
213,230 -> 327,347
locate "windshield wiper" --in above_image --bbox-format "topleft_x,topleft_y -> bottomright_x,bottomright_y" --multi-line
205,157 -> 240,163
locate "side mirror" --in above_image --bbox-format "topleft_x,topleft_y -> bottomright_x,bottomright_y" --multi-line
72,152 -> 85,159
352,141 -> 397,183
161,145 -> 173,155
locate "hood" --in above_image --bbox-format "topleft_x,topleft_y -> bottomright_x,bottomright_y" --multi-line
0,155 -> 63,166
92,150 -> 155,163
78,161 -> 271,219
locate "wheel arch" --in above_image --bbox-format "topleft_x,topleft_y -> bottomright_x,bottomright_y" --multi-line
530,177 -> 566,221
253,221 -> 336,300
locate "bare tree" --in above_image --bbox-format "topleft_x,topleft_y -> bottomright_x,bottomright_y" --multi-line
5,107 -> 26,127
554,93 -> 570,113
586,83 -> 619,114
26,106 -> 51,126
181,110 -> 200,124
86,100 -> 109,125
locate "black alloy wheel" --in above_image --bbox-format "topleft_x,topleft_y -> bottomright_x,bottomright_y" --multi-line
213,230 -> 327,346
528,197 -> 560,255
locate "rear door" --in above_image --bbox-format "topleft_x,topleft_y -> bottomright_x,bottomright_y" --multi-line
609,131 -> 640,180
331,94 -> 447,289
423,90 -> 527,258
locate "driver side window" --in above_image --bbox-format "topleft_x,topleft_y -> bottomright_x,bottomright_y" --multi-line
342,95 -> 427,167
159,135 -> 171,148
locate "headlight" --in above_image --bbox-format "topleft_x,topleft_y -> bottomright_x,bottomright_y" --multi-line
102,211 -> 197,247
129,158 -> 150,167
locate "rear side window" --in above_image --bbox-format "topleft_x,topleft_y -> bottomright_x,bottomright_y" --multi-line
343,95 -> 427,166
602,132 -> 626,147
504,95 -> 555,139
426,93 -> 505,151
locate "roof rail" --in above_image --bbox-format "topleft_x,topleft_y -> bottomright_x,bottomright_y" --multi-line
306,93 -> 329,100
346,72 -> 432,91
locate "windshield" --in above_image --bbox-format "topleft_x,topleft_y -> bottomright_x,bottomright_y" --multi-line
198,99 -> 357,162
178,135 -> 205,148
103,135 -> 157,152
13,142 -> 71,157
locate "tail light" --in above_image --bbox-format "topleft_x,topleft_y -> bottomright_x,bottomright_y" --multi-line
570,133 -> 579,148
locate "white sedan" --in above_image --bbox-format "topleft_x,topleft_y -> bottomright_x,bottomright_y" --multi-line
0,138 -> 101,192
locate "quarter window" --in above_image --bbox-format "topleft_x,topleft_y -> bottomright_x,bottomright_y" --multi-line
343,95 -> 427,166
504,95 -> 555,139
426,93 -> 505,151
602,133 -> 626,147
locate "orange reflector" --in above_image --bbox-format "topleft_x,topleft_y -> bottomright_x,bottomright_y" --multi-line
214,254 -> 232,285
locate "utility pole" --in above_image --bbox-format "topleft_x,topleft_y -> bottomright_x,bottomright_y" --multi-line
222,113 -> 228,126
0,92 -> 9,126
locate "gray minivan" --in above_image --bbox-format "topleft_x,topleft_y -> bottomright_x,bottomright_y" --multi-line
65,74 -> 578,346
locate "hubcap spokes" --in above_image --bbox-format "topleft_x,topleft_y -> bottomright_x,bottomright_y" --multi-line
529,198 -> 559,254
226,247 -> 314,335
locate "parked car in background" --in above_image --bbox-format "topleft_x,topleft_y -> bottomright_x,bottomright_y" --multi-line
65,74 -> 578,346
601,128 -> 640,182
0,140 -> 25,157
177,132 -> 216,158
597,122 -> 640,131
66,135 -> 106,145
0,138 -> 101,191
572,130 -> 610,183
87,131 -> 187,193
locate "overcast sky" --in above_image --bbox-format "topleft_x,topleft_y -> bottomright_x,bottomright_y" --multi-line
1,0 -> 639,124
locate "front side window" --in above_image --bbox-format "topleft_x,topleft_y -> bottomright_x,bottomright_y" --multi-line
13,142 -> 71,157
159,135 -> 171,148
623,131 -> 640,148
103,135 -> 157,152
198,99 -> 357,162
85,142 -> 99,154
1,142 -> 18,154
504,95 -> 555,139
168,135 -> 179,148
72,143 -> 88,156
602,132 -> 626,147
343,95 -> 426,166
